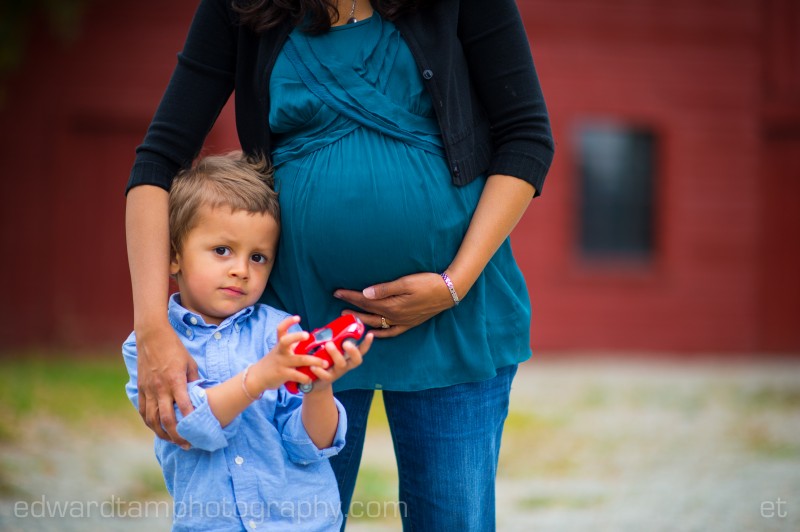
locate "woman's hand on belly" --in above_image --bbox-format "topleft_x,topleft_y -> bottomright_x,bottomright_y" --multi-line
333,272 -> 455,337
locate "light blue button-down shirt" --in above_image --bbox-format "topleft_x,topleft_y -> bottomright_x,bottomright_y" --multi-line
123,294 -> 346,531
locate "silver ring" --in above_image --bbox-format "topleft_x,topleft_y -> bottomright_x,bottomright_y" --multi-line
380,316 -> 390,329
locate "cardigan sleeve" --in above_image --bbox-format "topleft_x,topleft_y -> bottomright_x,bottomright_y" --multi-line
126,0 -> 238,194
458,0 -> 554,196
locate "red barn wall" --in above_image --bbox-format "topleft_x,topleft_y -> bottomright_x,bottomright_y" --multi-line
0,0 -> 237,348
758,0 -> 800,351
515,0 -> 792,352
0,0 -> 797,353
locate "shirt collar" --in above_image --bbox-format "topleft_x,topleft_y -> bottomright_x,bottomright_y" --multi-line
167,293 -> 255,331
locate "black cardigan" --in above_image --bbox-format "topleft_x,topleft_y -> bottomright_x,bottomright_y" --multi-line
127,0 -> 554,196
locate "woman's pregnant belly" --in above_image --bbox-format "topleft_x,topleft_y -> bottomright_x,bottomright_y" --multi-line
273,130 -> 480,292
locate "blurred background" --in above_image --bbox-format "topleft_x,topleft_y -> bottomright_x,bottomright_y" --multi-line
0,0 -> 798,530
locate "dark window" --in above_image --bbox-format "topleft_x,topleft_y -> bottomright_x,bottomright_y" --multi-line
577,122 -> 656,260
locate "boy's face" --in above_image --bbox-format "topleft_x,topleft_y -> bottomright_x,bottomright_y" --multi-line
170,205 -> 279,325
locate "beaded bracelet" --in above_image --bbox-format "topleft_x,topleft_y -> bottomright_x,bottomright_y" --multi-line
241,363 -> 264,401
440,271 -> 460,306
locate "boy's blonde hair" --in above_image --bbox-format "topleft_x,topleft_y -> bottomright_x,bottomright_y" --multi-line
169,151 -> 279,254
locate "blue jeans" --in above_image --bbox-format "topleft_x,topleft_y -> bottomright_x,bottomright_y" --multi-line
331,364 -> 517,531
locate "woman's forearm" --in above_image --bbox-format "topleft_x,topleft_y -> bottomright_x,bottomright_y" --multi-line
126,184 -> 198,446
447,174 -> 535,298
126,185 -> 171,330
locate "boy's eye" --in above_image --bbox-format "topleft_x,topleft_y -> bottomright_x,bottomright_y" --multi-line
214,247 -> 231,256
251,253 -> 267,264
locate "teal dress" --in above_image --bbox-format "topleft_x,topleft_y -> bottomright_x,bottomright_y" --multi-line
262,14 -> 532,391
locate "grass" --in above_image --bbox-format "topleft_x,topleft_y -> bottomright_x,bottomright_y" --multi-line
0,354 -> 135,439
0,354 -> 153,506
735,386 -> 800,410
499,408 -> 581,477
351,465 -> 395,501
348,391 -> 401,525
0,466 -> 23,497
517,494 -> 605,510
731,421 -> 800,459
122,467 -> 171,500
4,356 -> 799,530
0,356 -> 402,517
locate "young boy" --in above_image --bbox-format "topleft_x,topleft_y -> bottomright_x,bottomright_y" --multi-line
122,152 -> 372,531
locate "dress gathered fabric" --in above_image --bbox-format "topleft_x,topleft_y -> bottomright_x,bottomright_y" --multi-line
262,14 -> 532,391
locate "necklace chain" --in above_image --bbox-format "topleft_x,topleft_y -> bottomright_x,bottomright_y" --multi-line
346,0 -> 358,24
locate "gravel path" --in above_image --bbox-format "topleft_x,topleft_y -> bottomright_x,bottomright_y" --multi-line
491,359 -> 800,532
1,358 -> 798,531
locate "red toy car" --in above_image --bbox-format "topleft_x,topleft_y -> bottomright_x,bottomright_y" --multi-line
285,315 -> 365,394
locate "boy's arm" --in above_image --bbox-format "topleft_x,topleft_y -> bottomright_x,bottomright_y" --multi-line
273,335 -> 372,462
123,333 -> 231,451
123,333 -> 229,451
199,319 -> 371,452
299,388 -> 340,449
203,371 -> 263,427
122,336 -> 143,410
300,337 -> 372,449
123,317 -> 320,451
206,317 -> 327,427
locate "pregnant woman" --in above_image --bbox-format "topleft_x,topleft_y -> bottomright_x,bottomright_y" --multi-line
125,0 -> 554,529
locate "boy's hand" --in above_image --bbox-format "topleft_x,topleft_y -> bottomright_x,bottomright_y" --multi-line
306,332 -> 373,392
251,316 -> 330,391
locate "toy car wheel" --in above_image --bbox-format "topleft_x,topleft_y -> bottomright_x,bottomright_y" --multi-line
299,382 -> 314,393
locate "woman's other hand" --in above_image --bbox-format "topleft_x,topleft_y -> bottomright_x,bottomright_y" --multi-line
334,272 -> 457,337
333,175 -> 535,338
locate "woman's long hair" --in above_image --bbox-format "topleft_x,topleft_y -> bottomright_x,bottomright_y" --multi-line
232,0 -> 423,34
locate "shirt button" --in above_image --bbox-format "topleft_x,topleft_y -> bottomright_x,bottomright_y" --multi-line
197,388 -> 206,397
189,316 -> 198,325
185,328 -> 192,338
234,323 -> 240,331
235,456 -> 244,465
249,520 -> 257,529
422,69 -> 433,79
214,332 -> 222,340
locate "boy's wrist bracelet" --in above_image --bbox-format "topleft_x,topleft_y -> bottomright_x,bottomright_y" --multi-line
440,271 -> 460,306
241,363 -> 264,401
